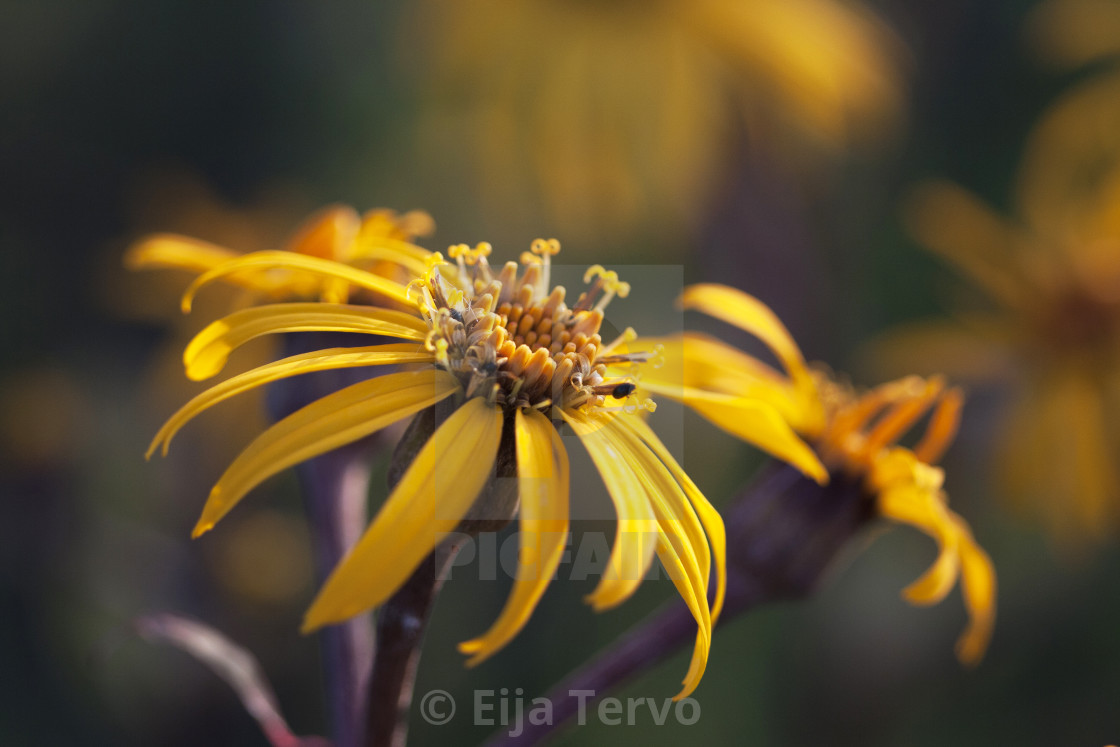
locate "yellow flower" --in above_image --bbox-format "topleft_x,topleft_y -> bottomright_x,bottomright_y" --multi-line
879,108 -> 1120,544
865,6 -> 1120,545
408,0 -> 903,238
138,225 -> 816,699
638,283 -> 997,665
126,204 -> 435,304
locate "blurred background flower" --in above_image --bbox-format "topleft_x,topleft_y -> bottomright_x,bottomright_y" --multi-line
875,62 -> 1120,545
405,0 -> 904,243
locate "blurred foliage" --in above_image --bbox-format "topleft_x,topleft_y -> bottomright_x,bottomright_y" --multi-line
3,0 -> 1119,745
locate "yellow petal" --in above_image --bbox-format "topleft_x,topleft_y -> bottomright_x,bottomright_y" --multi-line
652,529 -> 710,700
678,284 -> 817,400
302,397 -> 502,630
904,180 -> 1034,308
878,483 -> 961,606
193,369 -> 459,537
913,387 -> 964,465
644,382 -> 827,485
952,519 -> 997,666
181,251 -> 415,311
124,234 -> 240,274
149,344 -> 434,457
615,413 -> 728,623
605,418 -> 710,623
862,376 -> 944,455
561,410 -> 659,611
605,417 -> 713,698
637,333 -> 810,429
183,303 -> 429,380
283,205 -> 360,260
458,408 -> 569,666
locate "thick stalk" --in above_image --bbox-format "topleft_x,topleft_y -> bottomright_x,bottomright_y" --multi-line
363,405 -> 520,747
486,461 -> 873,746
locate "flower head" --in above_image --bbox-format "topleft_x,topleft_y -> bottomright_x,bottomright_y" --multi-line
146,214 -> 734,698
639,283 -> 997,665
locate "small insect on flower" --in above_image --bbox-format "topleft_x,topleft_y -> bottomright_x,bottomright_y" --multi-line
138,217 -> 840,699
611,383 -> 638,399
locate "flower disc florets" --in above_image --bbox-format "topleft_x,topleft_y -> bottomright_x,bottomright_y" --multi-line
409,239 -> 651,414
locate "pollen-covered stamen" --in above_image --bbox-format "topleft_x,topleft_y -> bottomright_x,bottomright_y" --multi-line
576,265 -> 632,313
413,239 -> 640,413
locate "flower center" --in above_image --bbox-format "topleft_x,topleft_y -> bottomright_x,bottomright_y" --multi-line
410,239 -> 651,413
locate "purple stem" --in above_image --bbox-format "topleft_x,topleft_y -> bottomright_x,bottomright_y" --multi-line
487,461 -> 873,746
296,444 -> 377,747
268,332 -> 387,747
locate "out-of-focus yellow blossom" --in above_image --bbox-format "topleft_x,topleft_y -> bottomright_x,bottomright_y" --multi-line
639,284 -> 996,665
127,204 -> 435,305
866,5 -> 1120,545
135,221 -> 836,698
875,155 -> 1120,544
1026,0 -> 1120,69
119,187 -> 437,475
408,0 -> 903,238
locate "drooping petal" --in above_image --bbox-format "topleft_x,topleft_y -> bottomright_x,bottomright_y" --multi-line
651,529 -> 710,700
913,387 -> 964,465
644,382 -> 827,485
862,376 -> 944,455
183,303 -> 429,380
877,483 -> 961,607
302,397 -> 502,630
193,369 -> 460,537
678,283 -> 819,402
604,417 -> 713,698
606,418 -> 710,622
952,518 -> 997,666
458,408 -> 570,666
614,413 -> 728,622
181,251 -> 415,311
149,344 -> 435,457
560,410 -> 659,611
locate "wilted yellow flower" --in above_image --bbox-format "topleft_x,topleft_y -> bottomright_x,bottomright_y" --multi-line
638,284 -> 996,665
409,0 -> 903,238
139,221 -> 839,698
